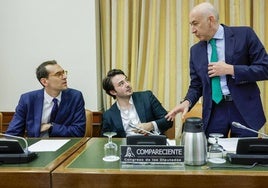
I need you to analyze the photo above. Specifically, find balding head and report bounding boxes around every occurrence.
[189,2,219,41]
[191,2,219,22]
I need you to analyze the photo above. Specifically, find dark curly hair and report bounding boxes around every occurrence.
[102,69,126,99]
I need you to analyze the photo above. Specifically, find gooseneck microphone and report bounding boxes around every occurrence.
[0,133,29,152]
[232,122,268,138]
[0,133,38,164]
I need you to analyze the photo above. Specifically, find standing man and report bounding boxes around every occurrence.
[166,2,268,137]
[102,69,172,137]
[6,60,86,137]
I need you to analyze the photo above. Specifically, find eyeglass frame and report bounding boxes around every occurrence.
[49,70,68,78]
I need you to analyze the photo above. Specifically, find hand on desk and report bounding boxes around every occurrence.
[133,122,153,135]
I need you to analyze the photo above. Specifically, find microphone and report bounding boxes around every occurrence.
[0,133,37,164]
[0,133,29,153]
[232,122,268,138]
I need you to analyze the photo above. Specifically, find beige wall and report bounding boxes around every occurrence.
[0,0,101,111]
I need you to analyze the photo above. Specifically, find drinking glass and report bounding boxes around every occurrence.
[208,133,226,163]
[102,132,120,162]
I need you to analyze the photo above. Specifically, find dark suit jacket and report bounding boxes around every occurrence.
[6,88,86,137]
[101,91,173,137]
[185,25,268,131]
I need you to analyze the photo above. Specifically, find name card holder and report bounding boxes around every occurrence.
[120,145,184,166]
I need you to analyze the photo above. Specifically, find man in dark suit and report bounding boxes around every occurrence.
[6,60,86,137]
[166,2,268,137]
[102,69,172,137]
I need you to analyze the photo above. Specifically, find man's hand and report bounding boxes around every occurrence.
[208,61,234,77]
[133,122,153,135]
[165,100,190,121]
[40,123,52,132]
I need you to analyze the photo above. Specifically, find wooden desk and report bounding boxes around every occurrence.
[52,138,268,188]
[0,137,88,188]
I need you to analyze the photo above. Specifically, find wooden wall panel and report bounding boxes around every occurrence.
[1,111,103,137]
[1,111,176,138]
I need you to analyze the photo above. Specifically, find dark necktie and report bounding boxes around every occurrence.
[209,38,222,104]
[50,98,58,123]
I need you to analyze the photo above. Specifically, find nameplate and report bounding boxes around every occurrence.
[120,145,184,164]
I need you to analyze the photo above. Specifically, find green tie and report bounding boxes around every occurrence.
[209,38,222,104]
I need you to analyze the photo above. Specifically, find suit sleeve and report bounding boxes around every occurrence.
[184,47,204,108]
[101,112,112,136]
[234,28,268,83]
[147,91,173,133]
[6,95,27,137]
[101,109,126,138]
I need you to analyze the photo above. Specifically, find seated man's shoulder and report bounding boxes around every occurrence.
[102,106,116,119]
[63,88,83,95]
[133,90,152,96]
[133,91,155,100]
[21,89,43,98]
[105,103,118,112]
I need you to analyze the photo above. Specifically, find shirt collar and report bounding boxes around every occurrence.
[213,25,224,40]
[44,90,62,104]
[116,96,133,110]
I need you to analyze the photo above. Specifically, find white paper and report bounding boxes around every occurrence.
[28,139,70,152]
[217,137,239,153]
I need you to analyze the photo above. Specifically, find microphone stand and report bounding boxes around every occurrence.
[0,133,29,153]
[232,122,268,138]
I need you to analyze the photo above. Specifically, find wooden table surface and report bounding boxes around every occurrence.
[52,138,268,188]
[0,137,89,188]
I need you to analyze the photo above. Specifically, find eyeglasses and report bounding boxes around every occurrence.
[50,70,68,78]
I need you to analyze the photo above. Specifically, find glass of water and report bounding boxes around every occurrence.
[208,133,226,164]
[102,132,120,162]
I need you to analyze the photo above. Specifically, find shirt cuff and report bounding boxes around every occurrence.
[152,121,160,135]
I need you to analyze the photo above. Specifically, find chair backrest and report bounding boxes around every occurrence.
[0,112,2,133]
[183,102,202,121]
[84,109,93,137]
[179,102,203,135]
[164,121,175,139]
[165,103,203,139]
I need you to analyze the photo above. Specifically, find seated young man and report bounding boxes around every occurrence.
[102,69,172,137]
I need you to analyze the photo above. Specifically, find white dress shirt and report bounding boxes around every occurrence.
[117,97,159,136]
[41,91,62,124]
[207,25,230,95]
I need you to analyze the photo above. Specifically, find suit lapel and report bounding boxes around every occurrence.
[223,25,235,65]
[56,90,68,122]
[110,104,125,131]
[132,93,146,122]
[198,41,211,85]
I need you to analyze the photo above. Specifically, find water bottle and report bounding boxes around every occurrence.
[181,117,207,166]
